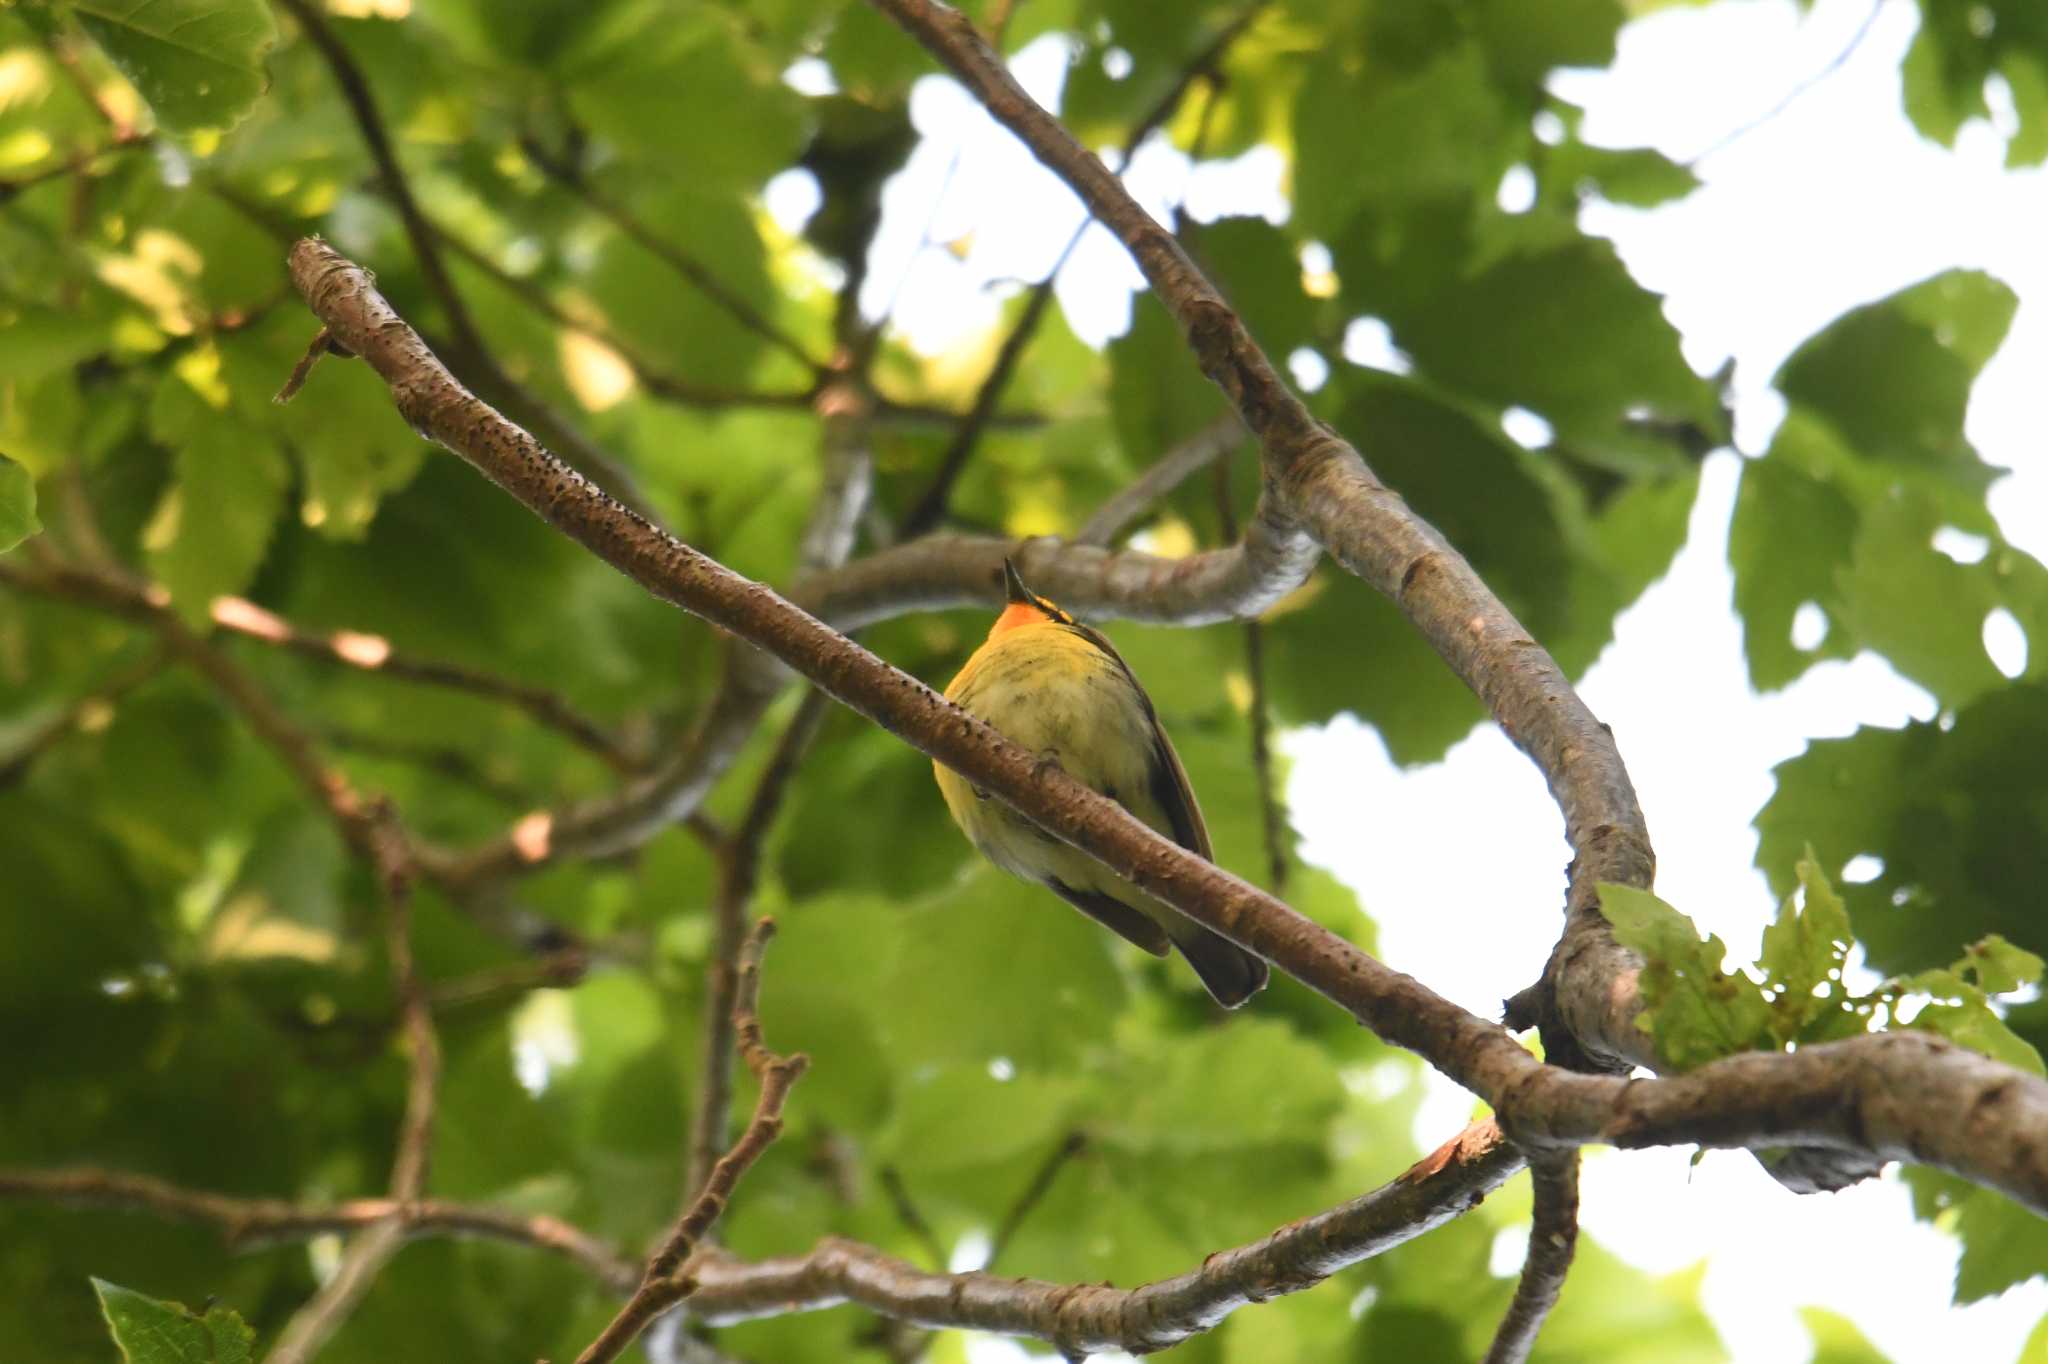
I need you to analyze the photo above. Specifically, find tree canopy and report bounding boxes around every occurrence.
[2,1,2045,1362]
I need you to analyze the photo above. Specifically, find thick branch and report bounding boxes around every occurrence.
[866,0,1657,1080]
[285,239,2048,1216]
[1481,1151,1580,1364]
[898,4,1261,536]
[688,1120,1520,1354]
[276,0,652,514]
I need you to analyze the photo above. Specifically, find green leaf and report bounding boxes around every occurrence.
[1801,1305,1896,1364]
[93,1279,255,1364]
[1756,853,1859,1041]
[0,454,39,553]
[1893,939,2044,1077]
[73,0,277,133]
[1756,684,2048,976]
[1727,419,1865,691]
[1294,43,1512,235]
[143,374,288,626]
[877,1066,1081,1172]
[1956,935,2046,995]
[1775,270,2012,481]
[1598,883,1773,1070]
[1904,1170,2048,1304]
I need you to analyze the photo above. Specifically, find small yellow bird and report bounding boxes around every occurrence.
[933,560,1269,1008]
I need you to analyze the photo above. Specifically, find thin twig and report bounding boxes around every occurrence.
[430,222,820,415]
[262,806,434,1364]
[687,353,872,1197]
[0,646,165,789]
[0,140,145,202]
[522,137,823,375]
[261,1218,407,1364]
[319,726,535,809]
[1690,0,1886,164]
[287,239,2048,1216]
[576,920,809,1364]
[1480,1150,1581,1364]
[686,688,832,1193]
[1076,411,1245,546]
[984,1131,1085,1272]
[204,594,642,774]
[1213,461,1288,890]
[877,1167,950,1270]
[275,0,654,514]
[897,2,1264,536]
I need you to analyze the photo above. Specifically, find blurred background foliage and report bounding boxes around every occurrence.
[1,0,2044,1360]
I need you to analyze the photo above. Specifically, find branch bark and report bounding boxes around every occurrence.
[686,1120,1521,1354]
[283,237,2048,1220]
[275,0,654,515]
[575,920,809,1364]
[863,0,1660,1082]
[897,2,1263,537]
[1481,1151,1580,1364]
[0,1167,637,1291]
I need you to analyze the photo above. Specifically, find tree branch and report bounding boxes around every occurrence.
[1213,459,1288,891]
[0,644,165,789]
[1481,1151,1580,1364]
[865,0,1660,1084]
[898,3,1262,536]
[522,137,823,376]
[1075,411,1245,547]
[689,360,873,1198]
[984,1131,1085,1272]
[876,1166,950,1271]
[205,594,643,775]
[687,1119,1521,1354]
[576,920,809,1364]
[284,238,2048,1216]
[275,0,654,515]
[0,1167,636,1293]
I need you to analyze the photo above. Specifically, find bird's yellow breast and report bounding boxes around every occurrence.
[934,620,1158,871]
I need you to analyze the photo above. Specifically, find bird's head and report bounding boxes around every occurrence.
[988,558,1076,638]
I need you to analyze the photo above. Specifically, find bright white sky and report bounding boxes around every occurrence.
[772,1,2048,1359]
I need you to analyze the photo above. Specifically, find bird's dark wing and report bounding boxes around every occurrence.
[1059,622,1214,859]
[1044,877,1172,956]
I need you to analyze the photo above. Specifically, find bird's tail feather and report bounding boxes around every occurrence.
[1168,922,1269,1009]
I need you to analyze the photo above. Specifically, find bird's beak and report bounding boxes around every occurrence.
[1002,558,1034,605]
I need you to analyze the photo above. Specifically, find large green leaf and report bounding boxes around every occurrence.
[0,454,38,553]
[73,0,277,133]
[1756,684,2048,974]
[93,1279,255,1364]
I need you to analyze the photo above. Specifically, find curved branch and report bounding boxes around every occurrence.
[284,239,2048,1216]
[205,594,642,774]
[866,0,1657,1078]
[687,1120,1520,1353]
[1076,411,1245,547]
[1481,1151,1580,1364]
[276,0,653,514]
[0,1167,637,1292]
[898,3,1264,536]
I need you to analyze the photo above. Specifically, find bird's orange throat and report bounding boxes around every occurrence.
[988,602,1053,639]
